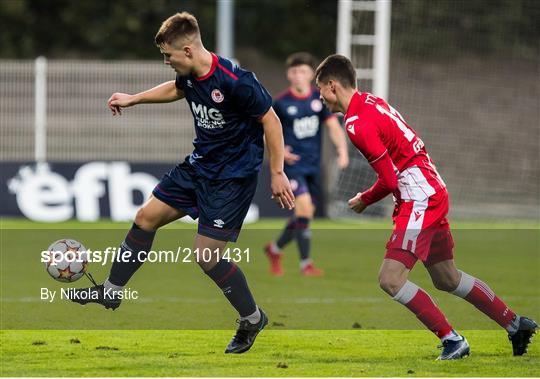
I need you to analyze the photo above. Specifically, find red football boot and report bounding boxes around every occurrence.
[301,262,325,277]
[264,243,284,276]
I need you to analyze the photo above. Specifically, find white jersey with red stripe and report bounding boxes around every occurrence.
[344,91,446,202]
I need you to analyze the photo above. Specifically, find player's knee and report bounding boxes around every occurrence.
[295,195,314,218]
[134,207,158,231]
[378,272,403,297]
[432,276,459,292]
[295,209,313,219]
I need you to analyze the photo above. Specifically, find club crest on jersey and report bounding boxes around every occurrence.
[186,79,193,88]
[310,99,323,112]
[211,89,224,103]
[287,105,298,115]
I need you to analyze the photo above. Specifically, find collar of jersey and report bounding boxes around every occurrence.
[194,52,218,81]
[288,86,313,100]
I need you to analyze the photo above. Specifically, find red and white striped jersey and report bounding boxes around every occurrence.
[344,92,446,203]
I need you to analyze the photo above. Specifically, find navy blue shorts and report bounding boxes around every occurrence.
[288,172,322,206]
[152,160,257,242]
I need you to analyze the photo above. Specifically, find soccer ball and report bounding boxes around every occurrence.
[44,239,88,283]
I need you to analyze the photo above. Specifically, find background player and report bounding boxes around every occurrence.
[71,12,295,354]
[315,54,537,360]
[264,52,349,276]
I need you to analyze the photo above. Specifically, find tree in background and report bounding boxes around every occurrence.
[0,0,537,60]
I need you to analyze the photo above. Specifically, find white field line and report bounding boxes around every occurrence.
[1,296,385,304]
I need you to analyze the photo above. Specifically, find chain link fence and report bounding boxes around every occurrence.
[1,59,194,163]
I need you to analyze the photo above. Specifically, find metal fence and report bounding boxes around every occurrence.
[0,59,195,163]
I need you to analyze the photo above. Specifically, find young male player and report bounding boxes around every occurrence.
[71,12,295,354]
[264,52,349,276]
[315,54,537,360]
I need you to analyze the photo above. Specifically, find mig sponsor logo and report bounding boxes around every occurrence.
[191,101,225,129]
[293,115,319,139]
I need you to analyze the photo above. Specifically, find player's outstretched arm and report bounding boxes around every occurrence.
[325,116,349,169]
[261,107,295,210]
[107,80,184,116]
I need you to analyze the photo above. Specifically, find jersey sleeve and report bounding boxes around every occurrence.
[347,119,397,205]
[272,98,284,120]
[359,152,398,205]
[347,119,387,163]
[232,72,273,118]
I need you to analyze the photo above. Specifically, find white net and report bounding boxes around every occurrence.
[328,1,539,220]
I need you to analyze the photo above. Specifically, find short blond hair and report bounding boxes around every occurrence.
[155,12,200,46]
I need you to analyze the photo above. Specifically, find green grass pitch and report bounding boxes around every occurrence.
[1,218,539,376]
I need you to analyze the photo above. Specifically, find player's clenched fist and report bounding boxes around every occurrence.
[107,92,136,116]
[348,192,367,214]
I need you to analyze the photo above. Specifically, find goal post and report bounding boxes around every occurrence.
[330,0,392,219]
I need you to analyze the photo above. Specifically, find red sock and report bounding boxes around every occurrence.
[452,271,515,329]
[394,281,453,338]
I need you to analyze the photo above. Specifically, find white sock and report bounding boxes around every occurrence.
[451,270,475,298]
[241,306,261,324]
[392,280,419,305]
[104,279,123,294]
[269,242,280,255]
[441,329,463,342]
[300,259,312,270]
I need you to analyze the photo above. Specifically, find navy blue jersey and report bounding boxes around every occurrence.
[175,53,272,179]
[273,88,334,175]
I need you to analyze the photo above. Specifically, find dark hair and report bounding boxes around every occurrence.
[155,12,200,46]
[315,54,356,89]
[286,52,317,70]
